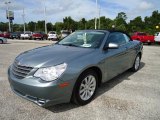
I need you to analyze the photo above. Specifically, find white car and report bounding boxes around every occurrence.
[0,37,7,44]
[61,31,70,39]
[20,31,32,40]
[154,32,160,43]
[48,31,57,40]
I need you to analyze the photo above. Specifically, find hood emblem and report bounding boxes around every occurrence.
[17,61,21,66]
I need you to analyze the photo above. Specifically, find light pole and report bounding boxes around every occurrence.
[95,0,98,29]
[22,8,25,34]
[98,6,101,29]
[43,0,47,34]
[5,1,11,32]
[44,6,47,34]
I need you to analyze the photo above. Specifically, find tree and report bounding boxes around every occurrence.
[0,22,8,31]
[63,16,76,30]
[116,12,127,21]
[114,12,127,31]
[28,21,36,31]
[0,10,160,35]
[47,22,53,31]
[37,21,45,31]
[128,16,144,32]
[54,22,63,34]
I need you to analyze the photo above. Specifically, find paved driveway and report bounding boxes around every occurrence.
[0,40,160,120]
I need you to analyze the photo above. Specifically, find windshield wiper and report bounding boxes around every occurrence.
[60,43,79,47]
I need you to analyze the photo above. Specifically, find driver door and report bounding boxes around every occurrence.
[103,32,128,82]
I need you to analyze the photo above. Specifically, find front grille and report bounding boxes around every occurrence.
[12,61,33,79]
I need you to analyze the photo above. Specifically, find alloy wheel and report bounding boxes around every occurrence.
[79,75,96,101]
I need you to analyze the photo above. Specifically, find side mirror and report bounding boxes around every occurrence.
[103,43,119,50]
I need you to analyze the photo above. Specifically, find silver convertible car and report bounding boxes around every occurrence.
[8,30,143,107]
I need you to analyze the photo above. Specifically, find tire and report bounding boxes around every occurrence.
[72,70,98,105]
[148,42,151,45]
[131,54,141,72]
[0,40,3,44]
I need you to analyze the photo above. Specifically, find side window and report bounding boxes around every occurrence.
[107,32,127,46]
[123,33,130,43]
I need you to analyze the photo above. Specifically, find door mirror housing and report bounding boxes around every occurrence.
[103,43,119,50]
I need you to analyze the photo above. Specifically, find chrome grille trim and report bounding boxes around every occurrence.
[12,61,33,79]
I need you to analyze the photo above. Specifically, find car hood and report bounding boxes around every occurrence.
[15,44,95,68]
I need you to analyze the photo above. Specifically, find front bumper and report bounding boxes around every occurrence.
[8,67,74,107]
[48,36,57,39]
[32,36,42,39]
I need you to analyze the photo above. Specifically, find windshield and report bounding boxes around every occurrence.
[62,32,70,35]
[25,31,32,34]
[49,32,56,34]
[58,31,106,48]
[155,33,159,36]
[33,32,41,34]
[137,33,147,36]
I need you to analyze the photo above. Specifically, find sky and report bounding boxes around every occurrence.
[0,0,159,24]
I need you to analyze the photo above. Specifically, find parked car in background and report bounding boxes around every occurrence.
[48,31,57,40]
[10,32,22,39]
[131,32,155,45]
[20,31,32,40]
[8,30,143,107]
[3,32,10,38]
[61,30,71,39]
[0,37,7,44]
[154,32,160,43]
[32,32,48,40]
[0,31,4,37]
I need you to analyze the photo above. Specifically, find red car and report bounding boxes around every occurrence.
[3,32,10,38]
[131,32,155,45]
[0,31,4,37]
[32,32,48,40]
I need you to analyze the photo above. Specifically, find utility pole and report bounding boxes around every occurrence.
[95,0,98,29]
[44,6,47,34]
[43,0,47,34]
[5,1,11,32]
[22,8,25,34]
[98,6,101,29]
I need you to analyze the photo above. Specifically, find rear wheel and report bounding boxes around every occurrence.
[131,54,141,72]
[72,70,98,105]
[0,40,3,44]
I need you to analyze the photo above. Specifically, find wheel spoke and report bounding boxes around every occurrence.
[87,90,91,98]
[88,87,95,91]
[81,90,86,98]
[80,83,85,88]
[80,88,85,94]
[85,90,89,100]
[84,78,88,84]
[135,56,140,70]
[79,75,96,101]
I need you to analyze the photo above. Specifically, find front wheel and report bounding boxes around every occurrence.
[131,54,141,72]
[0,40,3,44]
[72,70,98,105]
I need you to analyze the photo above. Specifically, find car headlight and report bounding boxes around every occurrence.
[34,63,67,81]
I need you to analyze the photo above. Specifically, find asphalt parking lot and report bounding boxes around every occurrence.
[0,40,160,120]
